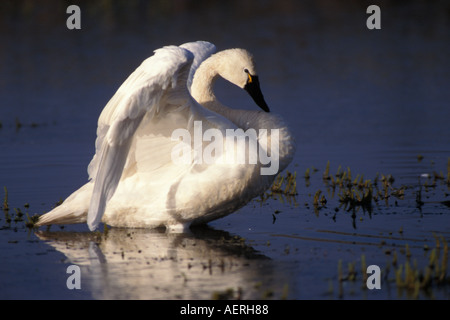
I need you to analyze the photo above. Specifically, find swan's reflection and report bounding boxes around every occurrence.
[36,227,288,299]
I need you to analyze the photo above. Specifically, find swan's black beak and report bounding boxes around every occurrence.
[244,75,270,112]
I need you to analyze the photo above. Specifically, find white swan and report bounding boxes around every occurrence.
[36,41,295,232]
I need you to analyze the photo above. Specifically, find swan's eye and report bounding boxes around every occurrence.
[244,68,253,83]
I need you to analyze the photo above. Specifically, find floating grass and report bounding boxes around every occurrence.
[267,155,448,226]
[269,170,298,198]
[212,287,235,300]
[304,168,310,180]
[13,208,24,223]
[323,161,331,181]
[361,255,368,283]
[313,190,322,208]
[2,187,11,225]
[3,186,9,212]
[337,236,449,299]
[321,155,449,298]
[447,158,450,186]
[320,162,426,217]
[25,213,40,229]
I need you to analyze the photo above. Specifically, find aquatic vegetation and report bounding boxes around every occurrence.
[322,161,332,182]
[2,187,11,225]
[2,186,9,212]
[1,153,447,300]
[304,168,310,180]
[260,171,299,209]
[447,158,450,186]
[1,187,40,230]
[264,156,449,234]
[212,287,236,300]
[0,118,46,131]
[394,238,449,298]
[264,157,449,299]
[312,189,327,215]
[332,235,449,299]
[25,213,40,229]
[270,171,298,196]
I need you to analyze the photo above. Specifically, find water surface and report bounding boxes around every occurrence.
[1,1,449,300]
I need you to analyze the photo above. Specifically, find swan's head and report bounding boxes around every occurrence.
[216,49,270,112]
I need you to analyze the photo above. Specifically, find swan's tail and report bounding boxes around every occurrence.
[35,183,92,227]
[35,205,87,226]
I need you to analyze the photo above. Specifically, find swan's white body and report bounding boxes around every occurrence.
[36,41,295,231]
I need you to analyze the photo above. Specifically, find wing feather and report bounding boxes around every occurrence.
[180,41,217,91]
[87,46,194,230]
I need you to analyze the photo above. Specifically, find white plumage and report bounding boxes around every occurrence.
[36,41,295,232]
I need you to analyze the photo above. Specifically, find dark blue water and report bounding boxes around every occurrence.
[1,1,449,300]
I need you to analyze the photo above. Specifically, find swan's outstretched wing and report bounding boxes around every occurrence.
[87,46,194,231]
[180,41,217,91]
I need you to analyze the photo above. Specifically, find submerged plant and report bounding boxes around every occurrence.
[2,186,9,212]
[447,158,450,186]
[394,242,449,297]
[269,171,298,197]
[336,236,449,299]
[25,213,40,229]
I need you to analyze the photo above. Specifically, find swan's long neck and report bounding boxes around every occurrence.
[190,55,296,174]
[190,54,250,126]
[190,55,225,114]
